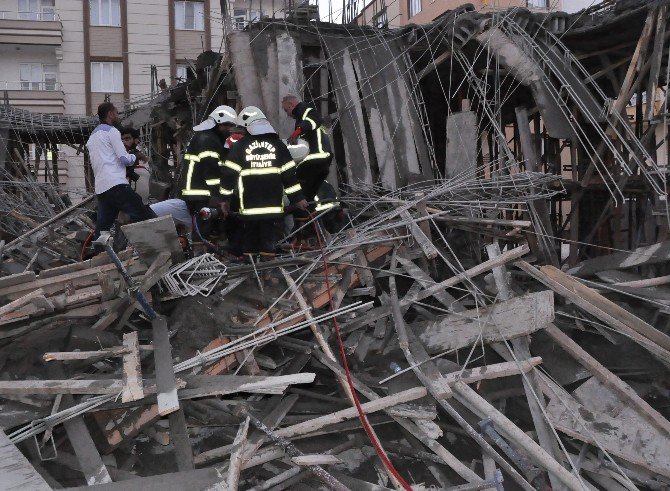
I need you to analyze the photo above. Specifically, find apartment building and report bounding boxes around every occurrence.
[0,0,227,191]
[354,0,564,28]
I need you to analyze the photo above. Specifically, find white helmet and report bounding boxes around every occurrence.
[285,138,310,163]
[210,105,237,125]
[237,106,267,128]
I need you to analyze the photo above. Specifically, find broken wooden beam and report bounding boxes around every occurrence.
[0,429,51,490]
[416,291,553,353]
[152,315,180,416]
[122,331,144,403]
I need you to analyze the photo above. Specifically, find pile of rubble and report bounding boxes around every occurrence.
[0,170,668,491]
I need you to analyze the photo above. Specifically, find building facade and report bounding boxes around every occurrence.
[0,0,228,191]
[0,0,225,115]
[355,0,564,28]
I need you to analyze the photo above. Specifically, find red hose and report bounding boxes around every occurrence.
[80,230,94,261]
[311,218,412,490]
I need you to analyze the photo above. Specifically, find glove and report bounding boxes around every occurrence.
[126,167,140,182]
[219,201,230,220]
[294,199,308,211]
[225,133,244,149]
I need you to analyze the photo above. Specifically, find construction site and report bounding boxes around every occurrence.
[2,0,670,489]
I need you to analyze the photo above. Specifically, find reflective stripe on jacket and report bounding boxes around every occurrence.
[220,132,305,219]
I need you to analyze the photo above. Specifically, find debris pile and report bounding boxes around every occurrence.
[1,0,670,489]
[0,167,668,490]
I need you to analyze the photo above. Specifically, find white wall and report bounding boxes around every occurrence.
[0,44,59,88]
[210,0,224,54]
[561,0,598,13]
[127,0,171,99]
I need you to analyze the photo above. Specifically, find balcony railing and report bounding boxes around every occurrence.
[1,81,63,91]
[0,11,59,21]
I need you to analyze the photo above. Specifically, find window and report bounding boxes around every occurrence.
[18,0,55,20]
[90,0,121,27]
[372,8,388,28]
[175,1,204,31]
[175,64,192,81]
[232,8,247,30]
[91,62,123,92]
[19,63,58,90]
[527,0,548,7]
[408,0,421,18]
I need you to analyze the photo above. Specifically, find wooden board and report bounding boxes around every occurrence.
[416,290,554,353]
[567,240,670,277]
[546,377,670,478]
[121,216,183,268]
[152,315,180,416]
[0,429,50,491]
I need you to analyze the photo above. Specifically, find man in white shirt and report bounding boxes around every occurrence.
[86,102,155,244]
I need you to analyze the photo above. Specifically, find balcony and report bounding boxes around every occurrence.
[0,81,64,113]
[0,11,62,46]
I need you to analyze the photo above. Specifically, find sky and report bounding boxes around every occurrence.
[318,0,604,23]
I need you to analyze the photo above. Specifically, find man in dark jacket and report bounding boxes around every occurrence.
[282,95,332,204]
[220,106,307,256]
[178,105,237,215]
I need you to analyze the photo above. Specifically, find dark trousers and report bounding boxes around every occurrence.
[229,219,277,256]
[296,157,331,203]
[94,184,156,241]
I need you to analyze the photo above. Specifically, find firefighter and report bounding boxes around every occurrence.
[220,106,308,256]
[282,95,332,204]
[178,105,237,216]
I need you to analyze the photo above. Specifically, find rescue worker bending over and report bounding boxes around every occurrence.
[220,106,308,255]
[282,95,332,203]
[178,105,237,215]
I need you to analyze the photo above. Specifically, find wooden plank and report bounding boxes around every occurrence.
[416,290,554,353]
[397,256,462,311]
[401,244,530,308]
[486,243,564,491]
[545,377,670,478]
[440,358,543,386]
[273,387,427,439]
[121,216,183,267]
[195,394,299,466]
[0,271,36,289]
[518,262,670,362]
[122,331,144,403]
[66,468,223,491]
[387,263,529,488]
[401,210,438,260]
[0,428,51,491]
[61,394,113,485]
[179,373,316,399]
[152,315,179,416]
[226,417,249,490]
[567,240,670,277]
[452,381,585,491]
[292,454,342,466]
[44,346,129,362]
[0,288,46,317]
[0,260,143,300]
[168,408,193,471]
[545,323,670,437]
[0,379,124,395]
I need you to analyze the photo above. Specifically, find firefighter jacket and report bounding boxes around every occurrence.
[179,129,225,202]
[291,102,332,165]
[220,132,304,219]
[314,180,341,212]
